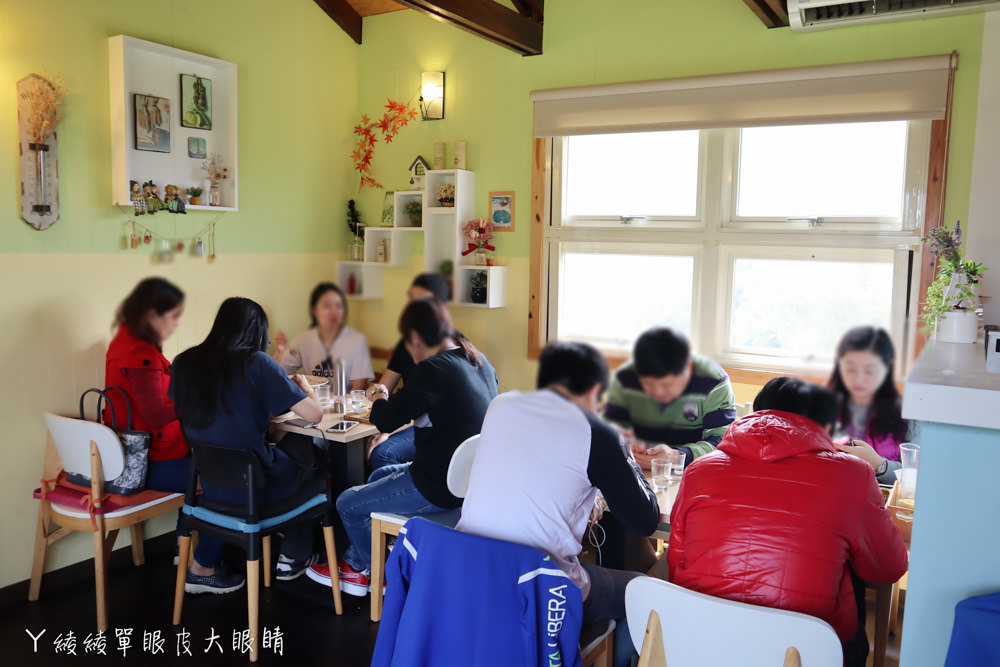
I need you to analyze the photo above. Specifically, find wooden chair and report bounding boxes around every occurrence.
[580,618,616,667]
[885,480,913,635]
[370,433,480,621]
[30,413,184,631]
[172,438,341,663]
[625,576,842,667]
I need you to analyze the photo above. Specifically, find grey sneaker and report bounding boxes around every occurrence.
[276,553,321,581]
[185,568,245,595]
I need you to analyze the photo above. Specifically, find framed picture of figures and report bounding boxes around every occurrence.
[134,94,170,152]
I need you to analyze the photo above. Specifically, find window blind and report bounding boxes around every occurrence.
[530,54,956,137]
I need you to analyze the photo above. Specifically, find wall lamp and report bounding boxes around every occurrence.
[420,71,445,121]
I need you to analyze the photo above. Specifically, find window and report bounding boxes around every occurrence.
[540,121,928,374]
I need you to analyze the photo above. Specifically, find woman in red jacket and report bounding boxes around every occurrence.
[666,377,907,663]
[105,278,241,594]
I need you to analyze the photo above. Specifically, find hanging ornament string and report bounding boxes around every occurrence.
[117,206,223,254]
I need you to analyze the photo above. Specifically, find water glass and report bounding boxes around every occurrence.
[667,448,686,481]
[315,384,331,405]
[899,442,919,501]
[651,458,670,492]
[350,389,369,412]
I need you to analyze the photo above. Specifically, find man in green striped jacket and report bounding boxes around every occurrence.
[605,327,736,467]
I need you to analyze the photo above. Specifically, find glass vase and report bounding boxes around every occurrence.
[209,184,221,206]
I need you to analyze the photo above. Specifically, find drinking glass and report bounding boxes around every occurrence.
[350,389,369,412]
[315,384,331,405]
[667,448,686,481]
[899,442,919,501]
[651,459,670,492]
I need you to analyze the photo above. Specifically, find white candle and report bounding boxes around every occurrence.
[433,142,445,169]
[454,141,467,169]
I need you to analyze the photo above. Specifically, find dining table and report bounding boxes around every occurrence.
[270,406,379,487]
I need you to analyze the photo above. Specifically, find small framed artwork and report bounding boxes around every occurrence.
[187,137,207,159]
[489,191,515,231]
[134,94,170,152]
[180,74,212,130]
[381,191,395,226]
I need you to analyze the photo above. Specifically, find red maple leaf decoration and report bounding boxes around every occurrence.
[352,98,419,190]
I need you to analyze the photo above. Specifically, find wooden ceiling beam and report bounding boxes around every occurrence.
[510,0,544,22]
[394,0,543,56]
[314,0,363,44]
[742,0,790,28]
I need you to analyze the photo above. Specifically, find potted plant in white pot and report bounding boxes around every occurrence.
[921,220,988,343]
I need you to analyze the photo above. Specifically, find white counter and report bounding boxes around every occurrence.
[902,338,1000,430]
[898,337,1000,667]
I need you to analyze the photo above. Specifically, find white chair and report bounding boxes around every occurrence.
[625,576,843,667]
[735,401,754,418]
[370,433,481,621]
[30,413,184,631]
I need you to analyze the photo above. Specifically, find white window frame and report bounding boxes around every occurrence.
[541,122,930,376]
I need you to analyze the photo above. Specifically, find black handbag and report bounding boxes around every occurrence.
[68,387,151,495]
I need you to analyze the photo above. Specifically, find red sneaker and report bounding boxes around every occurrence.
[306,562,334,588]
[336,560,371,596]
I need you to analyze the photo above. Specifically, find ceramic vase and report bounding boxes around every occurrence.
[936,310,978,344]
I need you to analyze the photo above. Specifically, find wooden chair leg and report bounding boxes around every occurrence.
[104,529,119,569]
[247,560,259,663]
[323,525,343,615]
[783,647,802,667]
[28,501,48,601]
[872,582,891,667]
[172,535,192,625]
[637,609,666,667]
[262,536,272,588]
[93,516,109,633]
[889,580,901,634]
[129,523,145,566]
[370,518,387,622]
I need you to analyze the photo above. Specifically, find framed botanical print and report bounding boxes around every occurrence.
[134,94,170,152]
[489,191,514,231]
[180,74,212,130]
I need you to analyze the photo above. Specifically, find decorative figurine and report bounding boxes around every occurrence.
[143,180,164,214]
[130,180,146,215]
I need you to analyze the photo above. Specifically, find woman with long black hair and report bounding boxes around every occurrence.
[827,325,912,484]
[170,297,326,585]
[307,297,498,595]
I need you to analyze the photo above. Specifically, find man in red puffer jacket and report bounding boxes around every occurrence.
[667,377,907,661]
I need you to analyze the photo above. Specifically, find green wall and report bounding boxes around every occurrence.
[0,0,359,254]
[351,0,984,260]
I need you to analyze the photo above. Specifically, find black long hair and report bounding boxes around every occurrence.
[114,277,184,348]
[398,298,481,367]
[826,326,907,442]
[172,297,270,428]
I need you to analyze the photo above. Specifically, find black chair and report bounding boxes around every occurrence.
[171,438,341,663]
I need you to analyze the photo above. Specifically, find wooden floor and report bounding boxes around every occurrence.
[1,536,378,666]
[1,535,903,666]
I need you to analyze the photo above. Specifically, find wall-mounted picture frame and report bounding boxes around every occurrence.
[489,191,514,231]
[180,74,212,130]
[134,94,170,152]
[381,191,395,226]
[187,137,207,159]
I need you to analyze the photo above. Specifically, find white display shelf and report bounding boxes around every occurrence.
[337,169,506,308]
[337,262,384,300]
[455,265,508,308]
[109,35,238,210]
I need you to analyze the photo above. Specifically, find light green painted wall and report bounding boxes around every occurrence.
[0,0,359,254]
[348,0,986,395]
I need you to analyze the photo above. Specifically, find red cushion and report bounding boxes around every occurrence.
[33,484,176,513]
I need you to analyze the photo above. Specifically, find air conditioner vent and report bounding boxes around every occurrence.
[789,0,1000,31]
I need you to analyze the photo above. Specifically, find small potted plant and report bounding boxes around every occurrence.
[186,186,204,205]
[436,183,455,207]
[470,271,488,304]
[403,200,422,226]
[921,220,988,343]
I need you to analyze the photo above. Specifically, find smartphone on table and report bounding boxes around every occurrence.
[327,420,358,433]
[285,418,319,428]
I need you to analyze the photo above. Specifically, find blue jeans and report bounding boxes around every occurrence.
[369,427,416,471]
[146,457,223,568]
[336,462,449,572]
